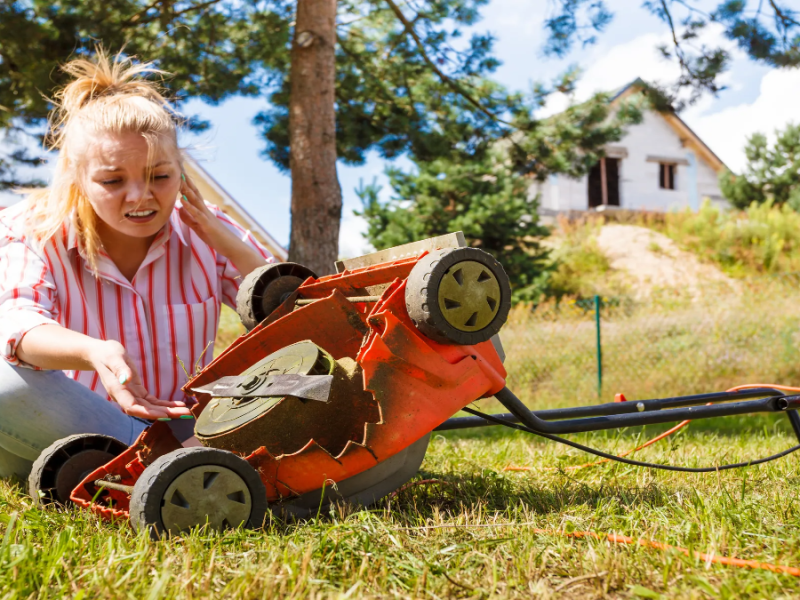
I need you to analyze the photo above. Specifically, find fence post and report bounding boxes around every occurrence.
[594,294,603,397]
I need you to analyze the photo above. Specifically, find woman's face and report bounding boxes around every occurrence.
[82,130,181,244]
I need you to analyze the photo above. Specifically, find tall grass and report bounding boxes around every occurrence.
[501,274,800,410]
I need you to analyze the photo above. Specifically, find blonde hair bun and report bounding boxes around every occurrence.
[49,48,179,151]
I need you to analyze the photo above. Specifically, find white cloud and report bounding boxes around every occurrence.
[682,68,800,172]
[338,210,374,260]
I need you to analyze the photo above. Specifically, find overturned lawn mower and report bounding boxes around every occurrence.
[29,233,800,538]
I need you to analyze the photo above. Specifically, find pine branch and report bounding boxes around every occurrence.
[382,0,512,127]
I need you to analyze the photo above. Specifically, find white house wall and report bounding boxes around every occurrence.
[536,108,724,213]
[621,111,691,211]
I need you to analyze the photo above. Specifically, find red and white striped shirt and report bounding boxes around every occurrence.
[0,200,275,402]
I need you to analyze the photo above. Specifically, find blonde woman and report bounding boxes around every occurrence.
[0,51,274,478]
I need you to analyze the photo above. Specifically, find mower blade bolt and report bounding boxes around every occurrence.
[240,375,262,391]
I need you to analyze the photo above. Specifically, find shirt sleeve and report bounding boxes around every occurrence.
[0,234,60,368]
[206,203,277,309]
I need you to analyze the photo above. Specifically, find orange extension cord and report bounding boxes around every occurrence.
[538,528,800,577]
[499,383,800,576]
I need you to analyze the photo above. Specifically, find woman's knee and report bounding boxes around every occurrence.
[0,359,146,453]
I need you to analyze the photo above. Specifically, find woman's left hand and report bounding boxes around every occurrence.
[177,173,239,253]
[177,172,270,277]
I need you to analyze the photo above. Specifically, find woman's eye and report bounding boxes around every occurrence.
[153,174,170,181]
[101,179,121,185]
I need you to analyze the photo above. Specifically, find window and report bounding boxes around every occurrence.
[659,163,676,190]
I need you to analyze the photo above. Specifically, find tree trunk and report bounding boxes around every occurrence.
[288,0,341,276]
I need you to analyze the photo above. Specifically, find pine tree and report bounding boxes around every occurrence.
[720,123,800,210]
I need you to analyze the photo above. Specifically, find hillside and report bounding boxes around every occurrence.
[594,224,735,298]
[545,202,800,299]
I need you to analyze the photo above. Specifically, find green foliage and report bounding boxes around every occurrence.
[547,0,800,107]
[0,0,529,184]
[2,0,798,188]
[661,199,800,275]
[356,149,552,303]
[260,0,524,171]
[542,219,625,300]
[719,123,800,210]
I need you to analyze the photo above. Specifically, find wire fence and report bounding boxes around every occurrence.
[499,273,800,409]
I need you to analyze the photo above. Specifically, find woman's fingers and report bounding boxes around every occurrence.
[183,172,202,197]
[178,202,199,226]
[114,389,171,419]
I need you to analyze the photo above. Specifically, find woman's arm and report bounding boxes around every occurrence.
[17,325,191,420]
[178,174,270,277]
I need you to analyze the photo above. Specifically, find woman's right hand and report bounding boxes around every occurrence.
[87,340,192,420]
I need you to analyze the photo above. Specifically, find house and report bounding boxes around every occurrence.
[536,79,727,215]
[0,155,287,261]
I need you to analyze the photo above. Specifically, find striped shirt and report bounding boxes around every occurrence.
[0,200,274,402]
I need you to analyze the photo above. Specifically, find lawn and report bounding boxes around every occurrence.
[4,290,800,598]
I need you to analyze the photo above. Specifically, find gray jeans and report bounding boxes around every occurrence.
[0,359,148,479]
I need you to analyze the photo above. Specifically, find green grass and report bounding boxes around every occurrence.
[5,292,800,598]
[3,423,800,598]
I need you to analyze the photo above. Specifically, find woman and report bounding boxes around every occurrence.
[0,51,274,478]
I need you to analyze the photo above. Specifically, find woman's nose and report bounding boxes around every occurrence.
[125,180,154,203]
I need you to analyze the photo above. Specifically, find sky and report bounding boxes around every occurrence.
[3,0,798,258]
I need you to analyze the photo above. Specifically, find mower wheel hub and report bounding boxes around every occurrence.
[160,465,253,533]
[438,260,502,332]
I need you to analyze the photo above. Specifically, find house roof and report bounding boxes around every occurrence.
[610,78,728,173]
[182,156,288,261]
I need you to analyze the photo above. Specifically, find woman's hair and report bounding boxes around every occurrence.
[25,48,181,271]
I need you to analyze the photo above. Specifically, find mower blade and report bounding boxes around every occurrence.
[191,374,334,402]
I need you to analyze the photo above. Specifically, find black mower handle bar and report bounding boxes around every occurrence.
[437,387,800,435]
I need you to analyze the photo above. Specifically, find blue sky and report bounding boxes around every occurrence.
[4,0,798,257]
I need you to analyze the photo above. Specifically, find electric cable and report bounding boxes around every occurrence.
[463,407,800,472]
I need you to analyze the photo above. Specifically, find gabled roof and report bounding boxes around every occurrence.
[610,78,727,173]
[183,156,288,261]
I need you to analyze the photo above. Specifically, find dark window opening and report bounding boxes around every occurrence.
[659,163,676,190]
[588,157,620,208]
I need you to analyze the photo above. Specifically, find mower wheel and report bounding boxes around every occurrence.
[236,262,317,331]
[29,433,128,506]
[129,447,268,539]
[405,247,511,345]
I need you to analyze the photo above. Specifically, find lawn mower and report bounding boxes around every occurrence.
[28,232,800,537]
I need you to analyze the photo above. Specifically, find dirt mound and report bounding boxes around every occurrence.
[595,224,735,297]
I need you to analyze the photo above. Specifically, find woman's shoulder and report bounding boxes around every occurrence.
[0,200,33,240]
[0,200,65,258]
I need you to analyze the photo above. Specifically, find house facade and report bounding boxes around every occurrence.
[536,80,727,214]
[0,155,288,261]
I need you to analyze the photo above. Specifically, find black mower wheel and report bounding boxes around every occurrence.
[405,247,511,345]
[29,433,128,506]
[129,447,268,539]
[236,262,317,331]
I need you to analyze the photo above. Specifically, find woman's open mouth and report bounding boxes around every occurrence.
[125,209,158,224]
